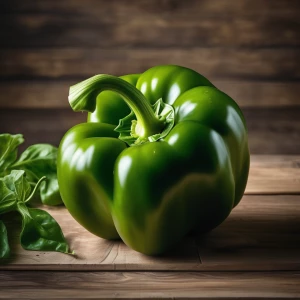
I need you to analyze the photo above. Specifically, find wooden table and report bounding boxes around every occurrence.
[0,155,299,299]
[1,0,300,297]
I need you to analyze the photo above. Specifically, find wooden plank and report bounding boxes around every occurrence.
[1,48,299,80]
[216,81,300,107]
[0,109,85,151]
[1,80,300,109]
[0,206,201,271]
[0,271,300,299]
[3,0,300,17]
[247,156,300,194]
[1,195,299,271]
[243,107,300,154]
[1,107,299,154]
[3,0,300,16]
[1,2,299,48]
[197,195,300,271]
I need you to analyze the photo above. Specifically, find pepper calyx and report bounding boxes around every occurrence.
[115,98,175,146]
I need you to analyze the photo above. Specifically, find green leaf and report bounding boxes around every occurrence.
[17,202,71,254]
[0,180,16,215]
[0,134,24,173]
[0,170,30,214]
[10,144,62,206]
[2,170,31,202]
[11,144,57,177]
[0,220,10,258]
[40,174,62,206]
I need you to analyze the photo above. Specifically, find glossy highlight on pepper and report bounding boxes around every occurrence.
[57,65,250,255]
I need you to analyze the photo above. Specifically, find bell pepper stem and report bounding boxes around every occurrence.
[68,75,165,139]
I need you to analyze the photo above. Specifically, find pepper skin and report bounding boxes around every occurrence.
[57,65,249,255]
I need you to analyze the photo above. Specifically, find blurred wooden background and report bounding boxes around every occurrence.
[0,0,299,153]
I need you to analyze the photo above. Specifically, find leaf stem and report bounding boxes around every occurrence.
[24,176,46,203]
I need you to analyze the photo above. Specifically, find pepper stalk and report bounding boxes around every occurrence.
[68,75,174,146]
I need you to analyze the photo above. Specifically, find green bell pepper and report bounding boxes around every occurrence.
[57,65,249,255]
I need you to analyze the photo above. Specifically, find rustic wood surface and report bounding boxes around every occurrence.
[0,155,300,298]
[1,271,300,299]
[0,155,299,272]
[247,155,300,194]
[1,48,299,80]
[1,0,300,48]
[1,0,299,156]
[1,0,300,298]
[1,80,300,109]
[1,193,300,271]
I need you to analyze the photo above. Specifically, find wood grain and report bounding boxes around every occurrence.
[0,271,300,299]
[1,194,299,271]
[0,109,85,151]
[1,80,299,109]
[3,0,300,17]
[197,195,300,271]
[1,107,299,154]
[0,2,299,298]
[1,48,299,80]
[3,0,300,16]
[247,156,300,194]
[0,207,201,271]
[243,107,300,154]
[1,1,299,48]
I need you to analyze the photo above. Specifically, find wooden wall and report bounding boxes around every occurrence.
[0,0,299,153]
